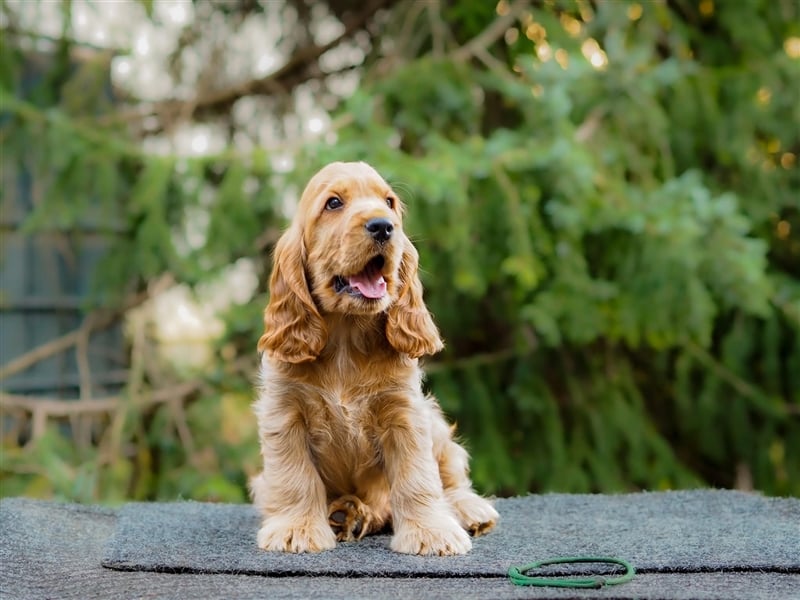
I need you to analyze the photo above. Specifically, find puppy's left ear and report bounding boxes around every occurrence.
[386,236,444,358]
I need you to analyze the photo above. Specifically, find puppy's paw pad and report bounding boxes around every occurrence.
[452,495,499,537]
[327,495,370,541]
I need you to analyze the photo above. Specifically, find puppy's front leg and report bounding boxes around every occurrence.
[377,396,472,555]
[251,400,336,553]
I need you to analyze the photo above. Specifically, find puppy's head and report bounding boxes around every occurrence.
[258,161,443,363]
[301,161,403,316]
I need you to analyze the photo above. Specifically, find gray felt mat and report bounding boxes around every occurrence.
[101,490,800,577]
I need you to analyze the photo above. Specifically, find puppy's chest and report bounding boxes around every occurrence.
[310,352,397,417]
[279,352,416,457]
[303,385,381,479]
[312,382,378,439]
[304,361,392,449]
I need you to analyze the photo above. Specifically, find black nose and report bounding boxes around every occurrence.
[365,218,394,243]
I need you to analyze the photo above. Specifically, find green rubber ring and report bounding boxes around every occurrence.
[508,556,636,588]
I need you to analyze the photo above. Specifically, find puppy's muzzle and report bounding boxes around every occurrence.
[366,218,394,244]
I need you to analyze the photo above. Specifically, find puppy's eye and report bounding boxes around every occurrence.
[386,196,395,209]
[325,197,343,210]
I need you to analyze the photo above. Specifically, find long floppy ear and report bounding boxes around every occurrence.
[257,226,327,363]
[386,236,444,358]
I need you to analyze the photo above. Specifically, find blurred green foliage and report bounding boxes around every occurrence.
[1,0,798,501]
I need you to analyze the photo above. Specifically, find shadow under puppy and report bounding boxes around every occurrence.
[251,161,498,555]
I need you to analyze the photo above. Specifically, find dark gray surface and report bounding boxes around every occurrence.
[2,492,799,600]
[102,490,800,576]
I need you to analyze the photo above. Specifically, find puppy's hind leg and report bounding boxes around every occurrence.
[435,422,499,537]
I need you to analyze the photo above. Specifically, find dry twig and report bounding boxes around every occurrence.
[0,274,174,382]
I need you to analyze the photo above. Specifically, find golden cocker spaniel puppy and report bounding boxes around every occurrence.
[250,161,498,555]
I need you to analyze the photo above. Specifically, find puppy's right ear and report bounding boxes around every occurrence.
[257,226,327,363]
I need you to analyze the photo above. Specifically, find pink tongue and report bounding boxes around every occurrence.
[348,272,386,299]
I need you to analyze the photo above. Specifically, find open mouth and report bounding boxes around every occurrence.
[333,255,387,300]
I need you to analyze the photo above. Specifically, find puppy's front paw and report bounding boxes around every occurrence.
[391,514,472,555]
[257,515,337,553]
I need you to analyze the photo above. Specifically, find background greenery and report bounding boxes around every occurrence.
[1,0,798,503]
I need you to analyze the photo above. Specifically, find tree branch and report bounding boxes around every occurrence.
[683,341,795,417]
[0,379,202,442]
[451,0,531,64]
[106,0,392,128]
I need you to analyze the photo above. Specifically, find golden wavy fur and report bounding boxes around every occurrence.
[250,161,498,555]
